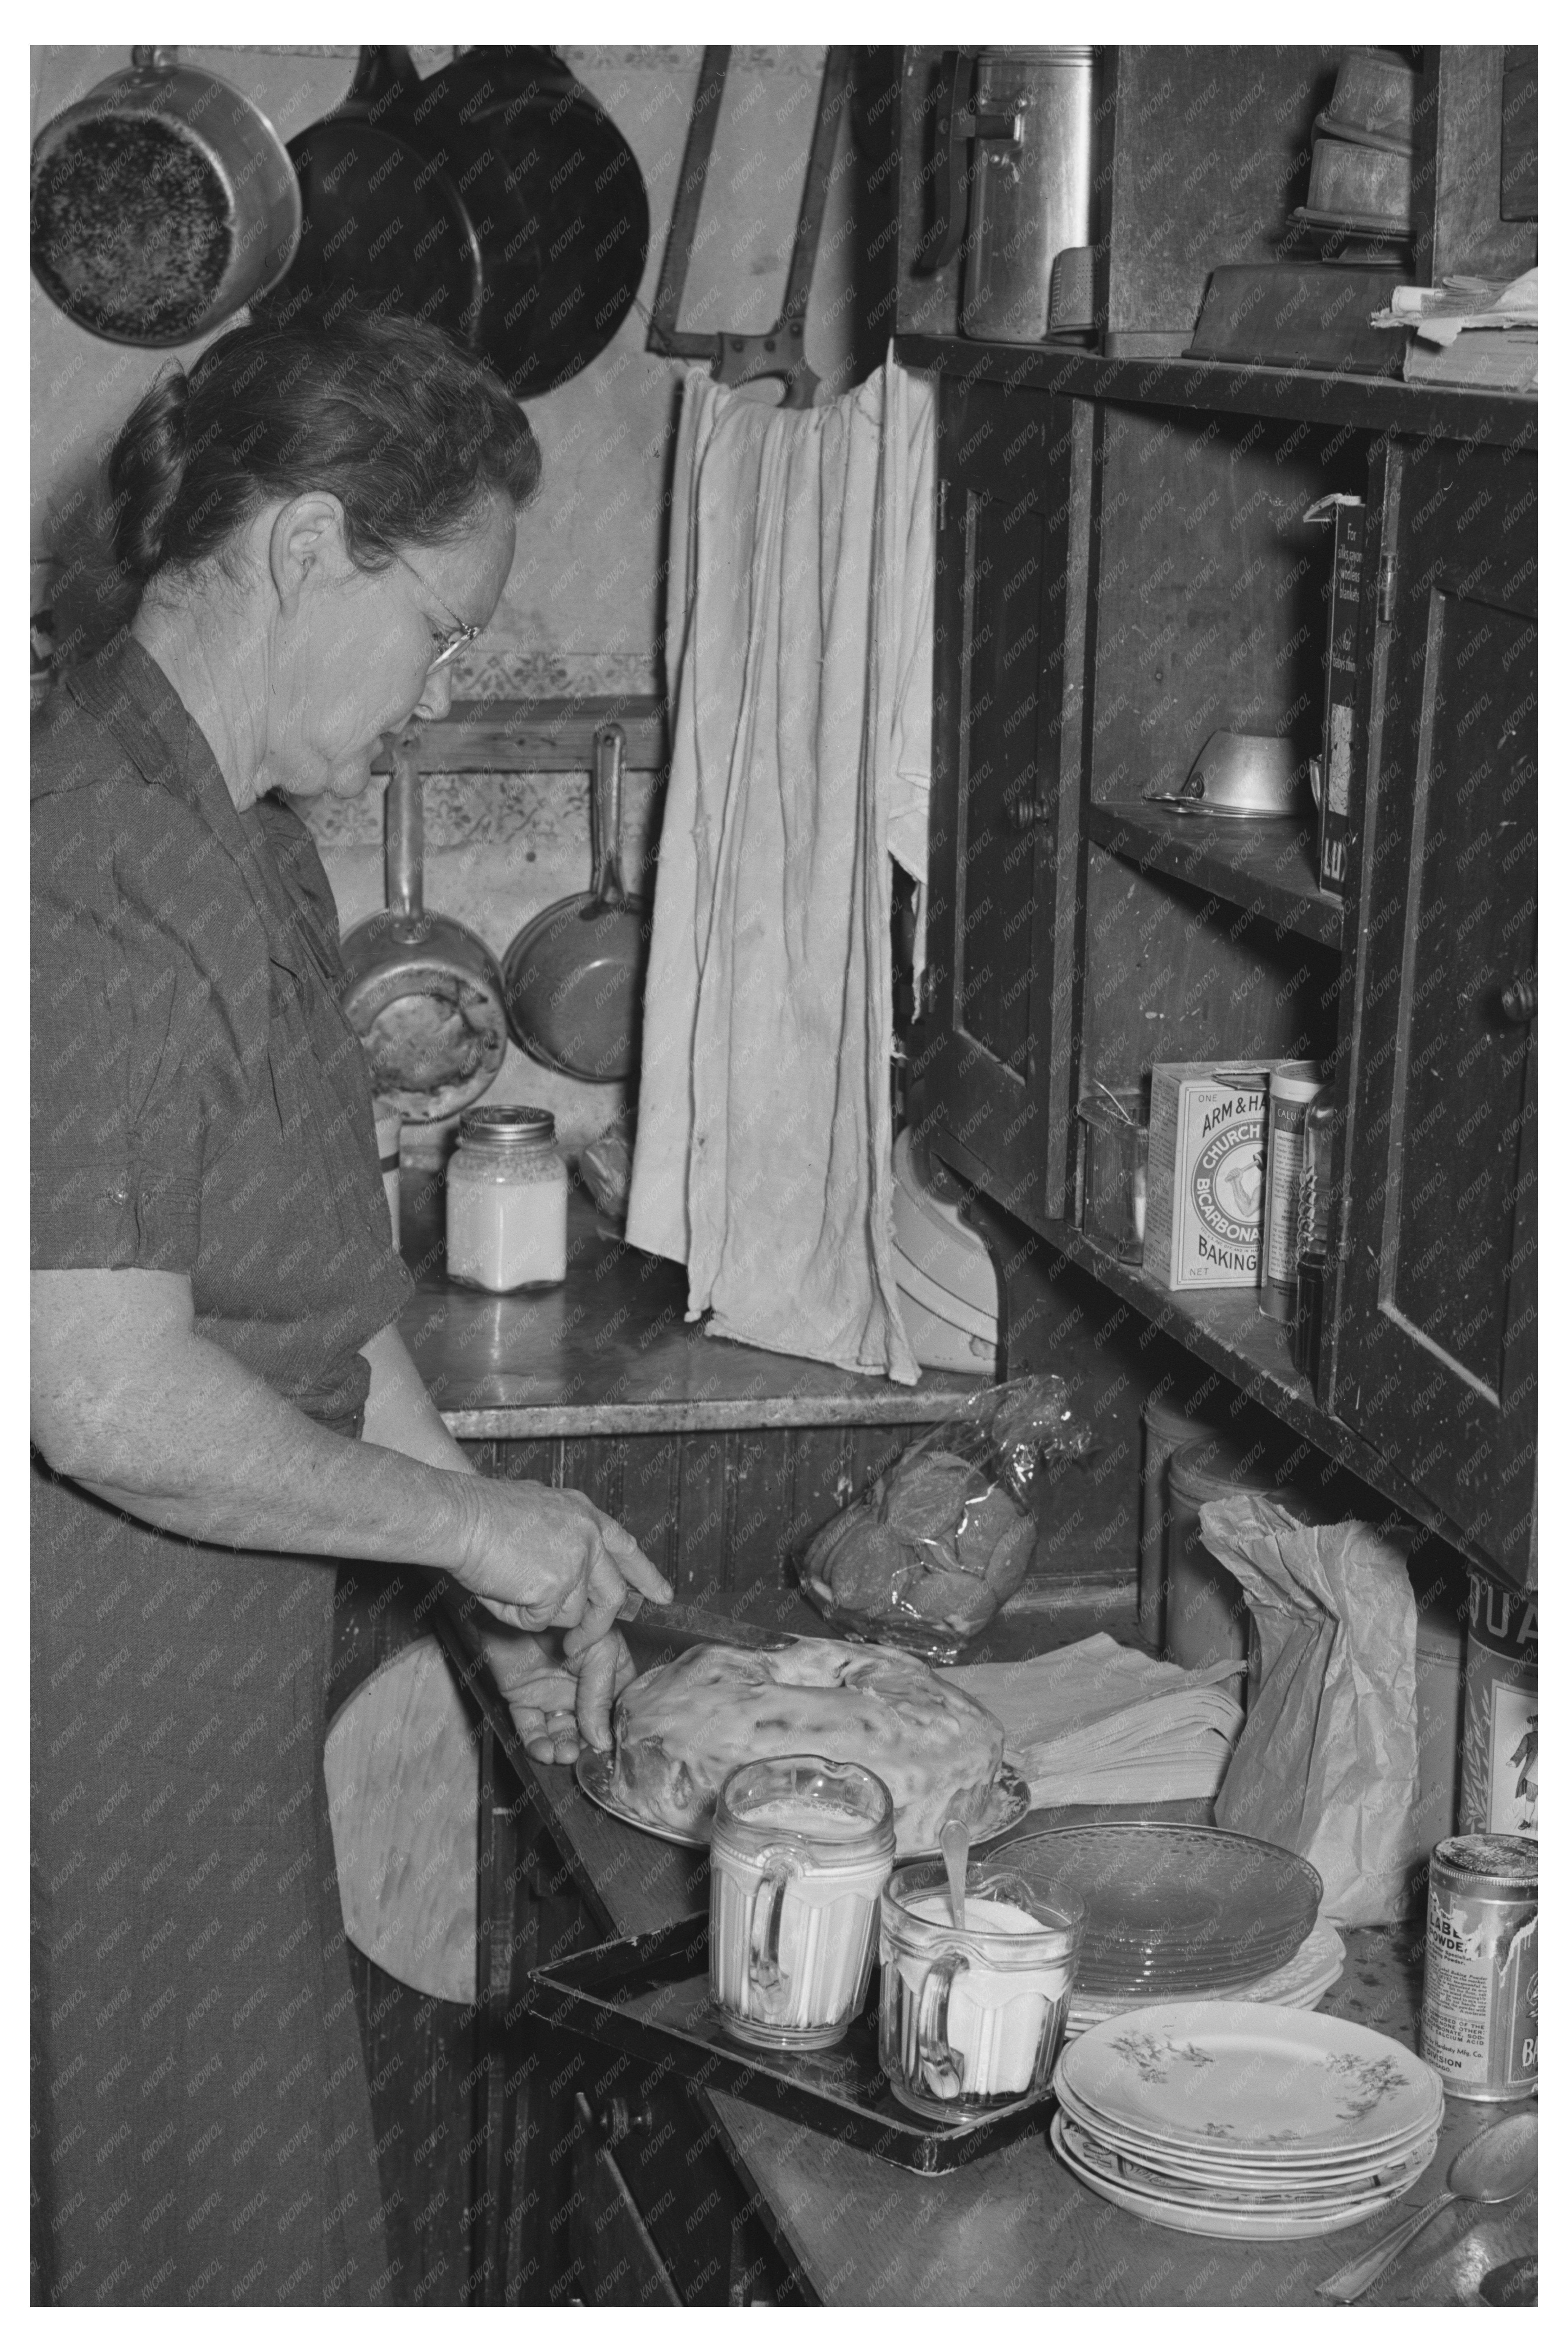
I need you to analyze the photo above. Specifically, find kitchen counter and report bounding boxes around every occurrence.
[398,1180,975,1439]
[430,1593,1537,2309]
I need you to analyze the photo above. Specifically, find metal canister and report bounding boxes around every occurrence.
[1419,1833,1538,2102]
[1460,1566,1538,1837]
[960,50,1096,344]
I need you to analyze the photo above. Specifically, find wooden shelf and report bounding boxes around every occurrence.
[1028,1217,1482,1561]
[895,333,1537,449]
[400,1185,972,1437]
[1086,804,1344,946]
[370,694,667,776]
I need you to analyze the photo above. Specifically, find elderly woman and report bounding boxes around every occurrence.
[30,310,670,2306]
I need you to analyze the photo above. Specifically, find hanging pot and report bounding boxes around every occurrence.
[31,46,301,348]
[260,48,482,348]
[501,724,647,1084]
[261,46,649,396]
[340,739,508,1120]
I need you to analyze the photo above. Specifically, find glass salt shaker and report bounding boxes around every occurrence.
[445,1104,568,1293]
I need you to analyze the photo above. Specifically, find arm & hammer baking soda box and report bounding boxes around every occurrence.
[1144,1063,1274,1289]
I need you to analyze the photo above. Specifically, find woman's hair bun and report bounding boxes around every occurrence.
[106,366,192,586]
[101,310,539,602]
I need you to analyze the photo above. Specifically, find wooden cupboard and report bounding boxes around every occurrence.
[904,343,1536,1589]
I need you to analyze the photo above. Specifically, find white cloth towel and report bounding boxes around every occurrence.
[944,1635,1246,1807]
[626,360,922,1382]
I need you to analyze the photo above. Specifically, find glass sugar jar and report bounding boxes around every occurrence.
[444,1104,568,1292]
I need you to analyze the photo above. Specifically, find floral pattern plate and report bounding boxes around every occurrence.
[1054,2080,1441,2187]
[1055,2113,1441,2211]
[1049,2113,1419,2242]
[1055,2001,1444,2161]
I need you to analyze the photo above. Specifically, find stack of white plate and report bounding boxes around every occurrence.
[1063,1921,1346,2042]
[1052,2002,1445,2241]
[892,1129,998,1374]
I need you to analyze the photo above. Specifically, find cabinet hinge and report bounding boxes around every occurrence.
[1377,551,1397,625]
[938,478,949,535]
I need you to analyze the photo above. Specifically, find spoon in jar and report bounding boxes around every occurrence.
[1316,2109,1537,2304]
[939,1816,969,1931]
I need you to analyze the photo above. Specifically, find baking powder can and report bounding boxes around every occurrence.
[1419,1833,1538,2102]
[1258,1064,1326,1319]
[1460,1566,1538,1837]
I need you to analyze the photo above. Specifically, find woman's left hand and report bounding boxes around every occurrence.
[481,1624,636,1764]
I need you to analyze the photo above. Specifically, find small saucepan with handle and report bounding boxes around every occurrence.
[340,736,508,1121]
[501,723,648,1085]
[31,46,301,347]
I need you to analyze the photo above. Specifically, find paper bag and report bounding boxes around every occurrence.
[1199,1498,1420,1924]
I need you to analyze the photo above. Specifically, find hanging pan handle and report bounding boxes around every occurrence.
[385,735,424,922]
[590,724,627,913]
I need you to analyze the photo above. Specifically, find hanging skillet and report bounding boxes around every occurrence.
[261,46,649,396]
[31,46,300,346]
[501,724,647,1084]
[259,48,482,348]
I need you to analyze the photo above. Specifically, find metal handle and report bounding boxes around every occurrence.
[1500,972,1537,1027]
[1315,2188,1455,2303]
[747,1848,801,2007]
[915,1949,968,2100]
[1008,787,1050,829]
[385,737,424,921]
[590,724,627,912]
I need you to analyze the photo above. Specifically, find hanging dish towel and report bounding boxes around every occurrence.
[626,360,922,1383]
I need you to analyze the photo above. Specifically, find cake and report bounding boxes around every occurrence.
[607,1637,1006,1853]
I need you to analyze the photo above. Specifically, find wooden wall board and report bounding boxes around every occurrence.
[1098,48,1341,341]
[1411,47,1538,283]
[1077,845,1341,1098]
[895,49,961,336]
[1082,401,1362,810]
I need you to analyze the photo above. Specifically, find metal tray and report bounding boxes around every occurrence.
[525,1913,1054,2176]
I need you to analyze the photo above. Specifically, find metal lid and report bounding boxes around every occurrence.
[458,1103,556,1145]
[1434,1833,1539,1889]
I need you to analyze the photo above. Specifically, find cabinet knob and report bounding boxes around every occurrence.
[1008,793,1048,830]
[596,2095,652,2145]
[1500,973,1537,1028]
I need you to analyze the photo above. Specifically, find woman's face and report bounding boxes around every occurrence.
[261,492,517,800]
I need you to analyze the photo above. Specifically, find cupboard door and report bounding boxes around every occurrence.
[1336,441,1536,1583]
[920,378,1084,1228]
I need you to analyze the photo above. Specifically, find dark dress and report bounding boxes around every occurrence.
[31,637,415,2305]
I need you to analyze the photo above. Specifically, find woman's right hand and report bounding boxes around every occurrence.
[461,1478,670,1642]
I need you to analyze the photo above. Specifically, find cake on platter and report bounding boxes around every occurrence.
[605,1636,1006,1854]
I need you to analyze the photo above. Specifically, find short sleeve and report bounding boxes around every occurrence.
[31,776,264,1273]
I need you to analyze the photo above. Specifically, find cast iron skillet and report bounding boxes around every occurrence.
[262,45,649,396]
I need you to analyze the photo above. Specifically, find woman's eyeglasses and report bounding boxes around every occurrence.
[368,534,483,670]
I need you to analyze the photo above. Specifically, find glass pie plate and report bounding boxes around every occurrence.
[988,1823,1321,1998]
[575,1747,1032,1861]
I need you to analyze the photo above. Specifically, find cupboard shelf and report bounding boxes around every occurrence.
[1085,804,1344,947]
[1026,1219,1483,1562]
[894,334,1537,450]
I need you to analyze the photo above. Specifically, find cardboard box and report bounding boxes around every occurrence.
[1144,1064,1272,1290]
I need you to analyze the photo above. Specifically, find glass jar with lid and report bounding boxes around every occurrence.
[444,1104,567,1292]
